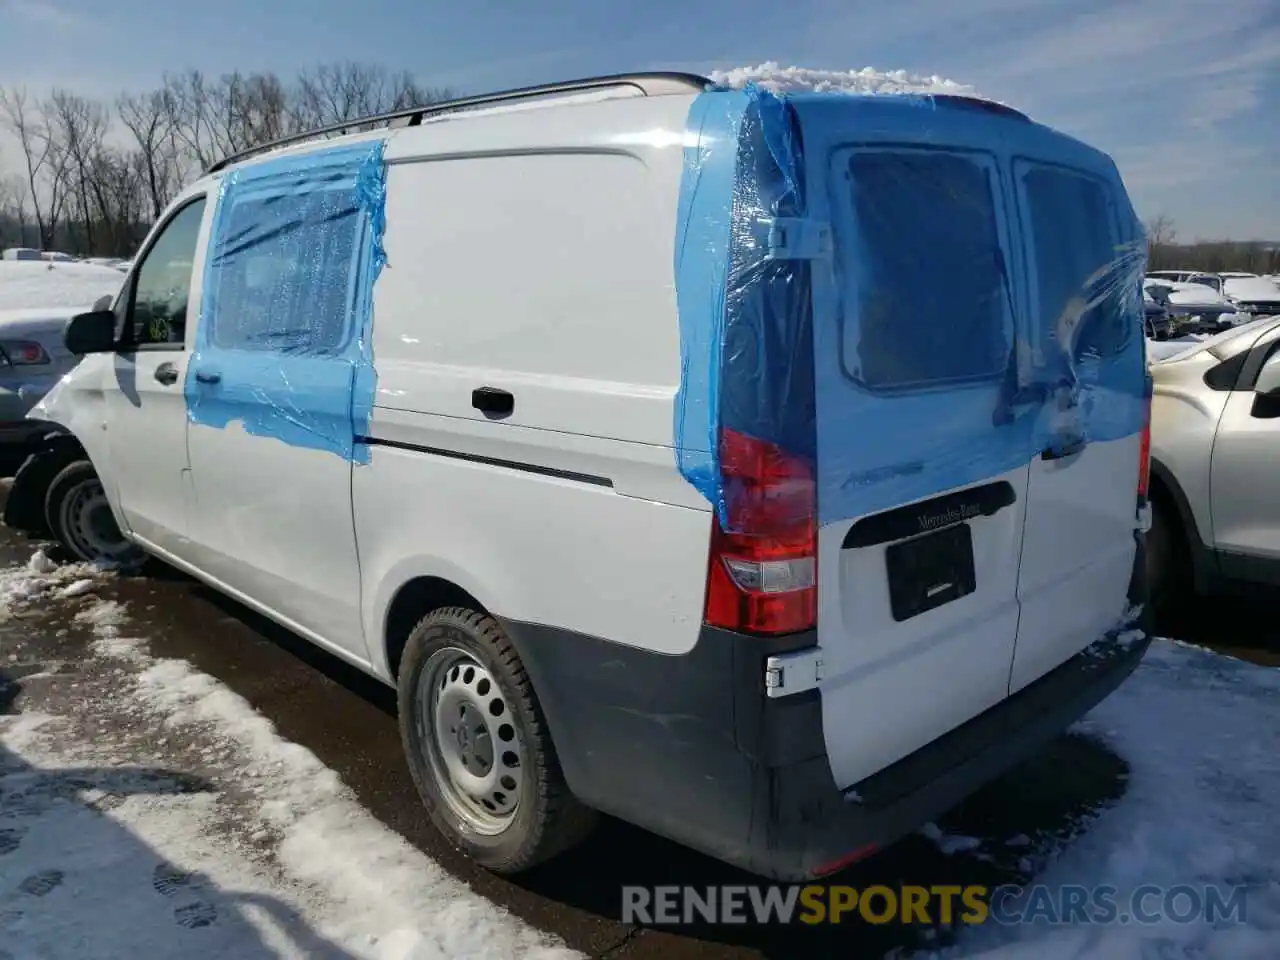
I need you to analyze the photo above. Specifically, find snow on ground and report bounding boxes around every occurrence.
[4,547,1278,959]
[0,555,577,960]
[0,260,125,312]
[708,62,979,97]
[943,640,1280,959]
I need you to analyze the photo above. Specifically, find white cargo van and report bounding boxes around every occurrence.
[5,72,1153,880]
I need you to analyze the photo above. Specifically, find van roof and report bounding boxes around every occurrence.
[203,72,713,178]
[202,71,1038,181]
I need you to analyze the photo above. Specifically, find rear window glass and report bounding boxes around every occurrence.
[1019,165,1131,359]
[842,151,1013,392]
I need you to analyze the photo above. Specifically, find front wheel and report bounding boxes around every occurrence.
[44,460,146,569]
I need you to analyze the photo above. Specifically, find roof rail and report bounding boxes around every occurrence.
[203,71,713,175]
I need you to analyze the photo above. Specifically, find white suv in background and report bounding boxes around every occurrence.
[1147,316,1280,609]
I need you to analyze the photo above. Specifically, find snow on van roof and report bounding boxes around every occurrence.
[708,62,978,97]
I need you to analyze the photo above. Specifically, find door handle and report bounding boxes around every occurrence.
[154,362,178,386]
[1041,435,1086,461]
[194,369,222,385]
[471,386,514,417]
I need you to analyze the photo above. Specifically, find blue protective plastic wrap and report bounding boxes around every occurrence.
[673,86,815,514]
[673,85,1149,531]
[186,139,388,463]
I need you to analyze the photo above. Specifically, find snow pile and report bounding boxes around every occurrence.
[0,259,124,311]
[709,62,979,97]
[127,654,573,958]
[0,548,110,618]
[950,640,1280,959]
[1,569,578,959]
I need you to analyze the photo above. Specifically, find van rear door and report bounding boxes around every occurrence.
[787,96,1034,790]
[1007,159,1145,692]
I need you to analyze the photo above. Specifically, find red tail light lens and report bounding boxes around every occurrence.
[704,428,817,635]
[0,340,50,366]
[1137,399,1151,499]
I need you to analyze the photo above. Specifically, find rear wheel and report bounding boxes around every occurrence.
[397,606,596,873]
[44,461,146,570]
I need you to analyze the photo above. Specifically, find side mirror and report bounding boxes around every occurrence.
[64,310,117,355]
[1254,357,1280,397]
[93,293,114,312]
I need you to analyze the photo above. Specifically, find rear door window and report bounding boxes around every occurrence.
[1016,163,1130,360]
[840,150,1014,393]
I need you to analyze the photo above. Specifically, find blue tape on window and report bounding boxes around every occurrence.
[186,139,388,463]
[673,87,1149,530]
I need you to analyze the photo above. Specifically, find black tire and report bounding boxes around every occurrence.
[397,606,596,873]
[43,460,147,570]
[3,441,81,537]
[1147,496,1191,619]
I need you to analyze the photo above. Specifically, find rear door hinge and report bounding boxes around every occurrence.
[764,647,824,698]
[763,217,832,261]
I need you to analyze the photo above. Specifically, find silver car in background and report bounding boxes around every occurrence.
[0,260,125,466]
[0,306,92,464]
[1146,315,1280,611]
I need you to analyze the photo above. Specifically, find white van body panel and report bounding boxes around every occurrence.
[357,96,711,663]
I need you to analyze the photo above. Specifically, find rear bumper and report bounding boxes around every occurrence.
[753,621,1148,879]
[500,535,1151,881]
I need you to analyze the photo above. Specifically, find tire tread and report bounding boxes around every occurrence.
[397,606,595,873]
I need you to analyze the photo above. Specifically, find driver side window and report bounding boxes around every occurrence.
[121,197,207,349]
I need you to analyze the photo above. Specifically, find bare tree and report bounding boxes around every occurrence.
[1145,214,1177,248]
[0,87,55,247]
[45,89,110,252]
[291,61,448,130]
[3,61,455,256]
[0,173,27,246]
[118,89,179,218]
[163,69,220,173]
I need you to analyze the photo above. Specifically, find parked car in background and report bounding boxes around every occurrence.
[1143,285,1173,339]
[0,259,125,466]
[2,247,43,261]
[1,73,1152,882]
[1223,277,1280,318]
[1146,278,1244,334]
[0,306,91,466]
[1184,272,1224,293]
[1146,315,1280,611]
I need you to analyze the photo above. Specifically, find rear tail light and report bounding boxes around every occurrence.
[1137,398,1151,500]
[0,340,50,366]
[704,428,817,635]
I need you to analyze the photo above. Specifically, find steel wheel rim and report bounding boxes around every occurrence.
[418,646,524,836]
[58,479,134,564]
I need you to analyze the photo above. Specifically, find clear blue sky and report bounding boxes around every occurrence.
[2,0,1277,240]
